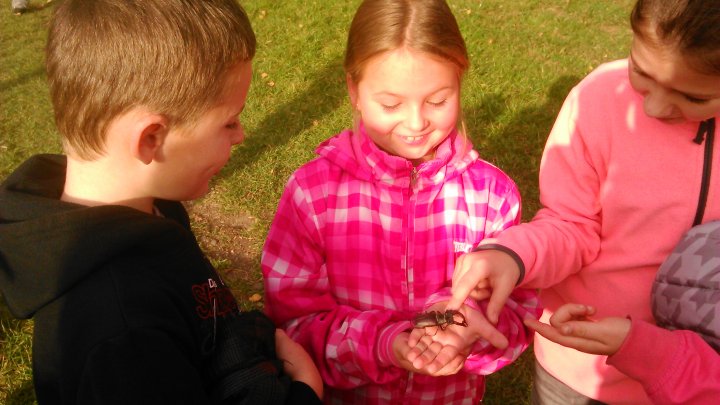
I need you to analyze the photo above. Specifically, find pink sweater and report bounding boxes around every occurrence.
[492,59,720,404]
[262,126,541,404]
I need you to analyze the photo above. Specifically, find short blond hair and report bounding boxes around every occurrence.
[46,0,256,160]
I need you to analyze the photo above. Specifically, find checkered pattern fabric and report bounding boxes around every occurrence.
[262,127,541,404]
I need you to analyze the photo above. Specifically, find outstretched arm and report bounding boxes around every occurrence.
[526,303,720,404]
[608,319,720,404]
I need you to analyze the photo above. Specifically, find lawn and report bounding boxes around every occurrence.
[1,0,633,403]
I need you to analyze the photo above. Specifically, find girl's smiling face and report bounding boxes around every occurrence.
[629,33,720,124]
[348,48,461,166]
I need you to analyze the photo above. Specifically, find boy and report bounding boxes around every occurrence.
[0,0,322,403]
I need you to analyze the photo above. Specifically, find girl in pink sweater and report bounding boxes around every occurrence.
[261,0,541,403]
[449,0,720,403]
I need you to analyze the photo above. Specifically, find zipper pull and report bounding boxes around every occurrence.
[410,168,418,188]
[693,119,713,144]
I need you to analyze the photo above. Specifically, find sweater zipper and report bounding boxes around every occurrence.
[208,278,218,347]
[691,118,715,226]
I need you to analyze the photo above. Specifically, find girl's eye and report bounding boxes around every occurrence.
[381,103,400,111]
[684,95,710,104]
[428,99,447,107]
[631,66,650,78]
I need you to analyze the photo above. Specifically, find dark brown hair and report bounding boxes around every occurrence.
[630,0,720,74]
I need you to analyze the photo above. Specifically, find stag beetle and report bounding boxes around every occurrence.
[412,310,468,330]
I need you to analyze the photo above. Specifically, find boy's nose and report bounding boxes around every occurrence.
[231,126,245,145]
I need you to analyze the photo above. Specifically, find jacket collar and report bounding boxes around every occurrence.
[317,122,478,188]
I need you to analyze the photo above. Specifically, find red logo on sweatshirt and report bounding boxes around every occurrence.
[192,278,237,319]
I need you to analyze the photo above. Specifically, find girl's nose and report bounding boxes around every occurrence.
[405,105,428,132]
[643,89,676,119]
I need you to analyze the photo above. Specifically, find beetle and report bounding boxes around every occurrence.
[412,310,468,330]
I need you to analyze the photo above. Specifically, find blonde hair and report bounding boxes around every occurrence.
[344,0,471,146]
[46,0,256,160]
[344,0,469,82]
[631,0,720,75]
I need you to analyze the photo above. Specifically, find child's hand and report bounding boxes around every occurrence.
[523,303,631,356]
[409,303,509,351]
[407,331,467,375]
[459,302,510,350]
[406,303,510,373]
[275,329,323,399]
[447,249,521,324]
[393,331,465,376]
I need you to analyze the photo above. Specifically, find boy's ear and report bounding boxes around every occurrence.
[132,113,169,165]
[346,73,359,108]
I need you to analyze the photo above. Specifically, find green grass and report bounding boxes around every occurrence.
[1,0,633,403]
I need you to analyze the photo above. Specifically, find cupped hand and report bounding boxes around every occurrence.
[405,302,510,374]
[393,331,466,376]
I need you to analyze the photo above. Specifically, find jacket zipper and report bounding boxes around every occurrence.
[692,118,715,226]
[404,168,418,306]
[404,167,418,393]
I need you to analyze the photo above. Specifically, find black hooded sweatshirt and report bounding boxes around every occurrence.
[0,154,320,405]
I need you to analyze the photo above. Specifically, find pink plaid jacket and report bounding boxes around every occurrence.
[262,126,541,404]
